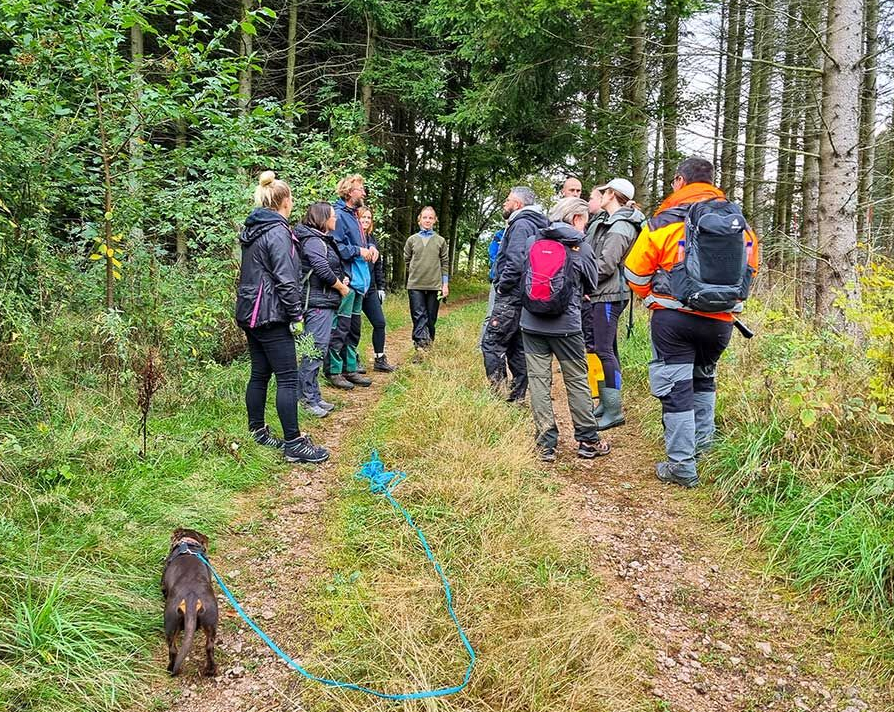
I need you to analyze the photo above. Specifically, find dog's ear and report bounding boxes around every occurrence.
[197,532,210,549]
[171,528,186,545]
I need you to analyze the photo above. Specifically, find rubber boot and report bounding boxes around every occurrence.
[593,380,606,418]
[595,387,625,430]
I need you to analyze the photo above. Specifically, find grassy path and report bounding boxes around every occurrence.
[139,297,892,712]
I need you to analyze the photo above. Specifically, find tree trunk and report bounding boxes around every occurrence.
[651,121,663,206]
[771,0,801,240]
[742,1,774,226]
[360,13,376,128]
[799,0,823,317]
[659,0,680,190]
[720,0,746,198]
[284,0,297,108]
[712,0,726,171]
[814,0,862,330]
[856,0,878,242]
[629,13,649,206]
[129,23,143,243]
[238,0,253,116]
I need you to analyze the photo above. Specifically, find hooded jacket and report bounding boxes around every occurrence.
[332,198,371,295]
[624,182,760,322]
[585,205,645,303]
[294,223,347,310]
[494,205,550,299]
[519,222,600,337]
[235,208,303,329]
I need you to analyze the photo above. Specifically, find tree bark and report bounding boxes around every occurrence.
[712,0,726,171]
[238,0,253,116]
[856,0,878,242]
[284,0,297,108]
[659,0,680,190]
[771,0,801,240]
[629,13,649,206]
[814,0,862,330]
[720,0,746,198]
[742,1,774,226]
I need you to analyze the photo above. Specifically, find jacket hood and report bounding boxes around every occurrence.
[655,182,726,215]
[508,204,548,227]
[540,221,585,245]
[605,205,646,226]
[241,207,289,245]
[292,223,327,240]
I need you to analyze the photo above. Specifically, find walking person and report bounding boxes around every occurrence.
[293,202,351,418]
[356,206,396,372]
[480,227,505,353]
[404,206,449,349]
[327,174,376,390]
[625,157,759,487]
[584,178,645,430]
[482,187,548,402]
[234,171,329,464]
[520,197,611,461]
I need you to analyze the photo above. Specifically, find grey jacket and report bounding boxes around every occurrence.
[520,222,599,337]
[584,206,645,303]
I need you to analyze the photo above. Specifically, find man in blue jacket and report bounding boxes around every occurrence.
[327,174,377,389]
[482,187,548,402]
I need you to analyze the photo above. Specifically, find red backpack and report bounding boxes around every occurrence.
[522,238,575,317]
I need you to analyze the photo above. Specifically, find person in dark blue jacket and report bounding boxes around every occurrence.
[326,174,377,389]
[294,202,351,417]
[235,171,328,464]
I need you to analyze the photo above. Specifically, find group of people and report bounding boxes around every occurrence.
[235,171,451,465]
[483,157,759,486]
[234,155,759,487]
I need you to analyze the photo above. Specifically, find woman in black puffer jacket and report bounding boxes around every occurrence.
[235,171,328,464]
[294,202,351,417]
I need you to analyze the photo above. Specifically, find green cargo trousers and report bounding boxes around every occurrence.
[522,331,601,449]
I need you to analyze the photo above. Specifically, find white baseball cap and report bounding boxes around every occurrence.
[594,178,635,202]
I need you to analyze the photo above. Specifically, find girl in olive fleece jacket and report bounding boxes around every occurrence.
[404,206,449,347]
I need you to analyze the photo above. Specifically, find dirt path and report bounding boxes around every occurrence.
[145,312,434,712]
[550,382,891,712]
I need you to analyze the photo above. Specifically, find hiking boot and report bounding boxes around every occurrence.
[577,440,611,459]
[318,398,335,412]
[344,371,372,387]
[327,373,354,390]
[301,401,329,418]
[540,446,557,462]
[284,434,329,464]
[373,355,396,373]
[655,461,699,488]
[595,387,625,431]
[251,425,284,449]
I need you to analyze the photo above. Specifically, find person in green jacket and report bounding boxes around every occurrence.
[404,206,449,349]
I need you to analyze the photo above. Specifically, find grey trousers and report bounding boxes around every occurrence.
[298,306,335,405]
[522,331,601,449]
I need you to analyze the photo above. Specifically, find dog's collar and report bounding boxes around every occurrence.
[166,538,207,563]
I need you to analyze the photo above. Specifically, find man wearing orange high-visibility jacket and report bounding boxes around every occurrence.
[625,157,759,488]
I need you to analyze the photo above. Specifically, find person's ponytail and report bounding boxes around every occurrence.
[253,170,291,210]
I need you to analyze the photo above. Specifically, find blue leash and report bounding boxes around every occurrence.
[191,451,476,700]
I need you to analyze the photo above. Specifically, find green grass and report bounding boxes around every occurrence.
[301,301,650,712]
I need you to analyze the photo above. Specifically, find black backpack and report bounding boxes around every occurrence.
[668,199,754,313]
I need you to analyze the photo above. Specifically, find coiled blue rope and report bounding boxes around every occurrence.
[191,451,475,700]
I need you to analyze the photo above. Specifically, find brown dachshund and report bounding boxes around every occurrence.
[162,528,219,676]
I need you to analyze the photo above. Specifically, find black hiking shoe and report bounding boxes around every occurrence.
[327,374,355,390]
[577,440,611,459]
[373,355,396,373]
[344,371,372,387]
[251,425,284,449]
[540,446,557,463]
[284,434,329,464]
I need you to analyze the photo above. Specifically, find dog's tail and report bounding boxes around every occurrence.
[171,593,203,676]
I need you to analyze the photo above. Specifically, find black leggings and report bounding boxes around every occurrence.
[351,289,387,354]
[244,324,299,440]
[589,301,627,390]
